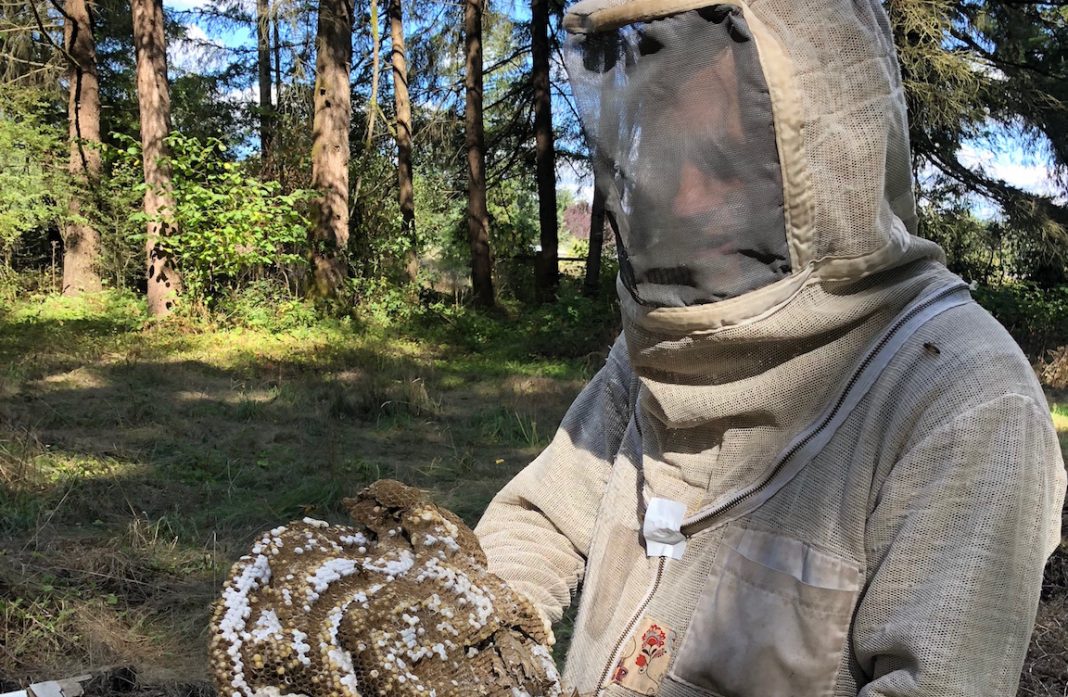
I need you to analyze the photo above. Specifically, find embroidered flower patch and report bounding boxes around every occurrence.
[609,616,675,695]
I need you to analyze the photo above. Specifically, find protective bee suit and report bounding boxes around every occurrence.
[474,0,1067,693]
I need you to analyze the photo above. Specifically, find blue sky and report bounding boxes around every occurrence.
[165,0,251,71]
[957,140,1064,201]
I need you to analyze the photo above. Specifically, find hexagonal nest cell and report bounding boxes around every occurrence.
[210,479,562,697]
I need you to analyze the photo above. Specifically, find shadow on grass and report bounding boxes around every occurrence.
[0,309,594,684]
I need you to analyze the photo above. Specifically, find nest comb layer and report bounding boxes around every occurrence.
[210,480,561,697]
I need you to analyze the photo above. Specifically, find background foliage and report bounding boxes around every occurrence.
[119,132,314,306]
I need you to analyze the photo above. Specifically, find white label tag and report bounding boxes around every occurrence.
[643,498,687,560]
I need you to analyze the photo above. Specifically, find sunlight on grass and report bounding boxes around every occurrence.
[1052,403,1068,431]
[1052,404,1068,455]
[0,292,597,682]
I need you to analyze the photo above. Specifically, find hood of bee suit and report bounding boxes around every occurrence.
[562,0,967,506]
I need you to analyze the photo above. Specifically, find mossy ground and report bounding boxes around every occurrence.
[1,292,1065,693]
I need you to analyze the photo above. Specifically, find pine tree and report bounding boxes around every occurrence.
[464,0,493,306]
[309,0,354,297]
[62,0,103,295]
[131,0,180,315]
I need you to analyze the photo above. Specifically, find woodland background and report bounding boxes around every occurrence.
[1,0,1067,692]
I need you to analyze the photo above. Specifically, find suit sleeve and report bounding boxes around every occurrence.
[854,393,1066,696]
[474,336,635,625]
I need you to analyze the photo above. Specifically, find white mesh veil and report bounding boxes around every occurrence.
[565,8,790,307]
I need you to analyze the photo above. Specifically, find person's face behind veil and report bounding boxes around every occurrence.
[569,8,791,307]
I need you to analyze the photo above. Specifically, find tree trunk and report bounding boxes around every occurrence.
[132,0,180,316]
[309,0,353,298]
[257,0,273,161]
[583,176,607,297]
[62,0,103,295]
[273,11,284,181]
[273,15,282,94]
[531,0,557,301]
[352,0,380,205]
[583,37,618,299]
[388,0,417,281]
[464,0,493,307]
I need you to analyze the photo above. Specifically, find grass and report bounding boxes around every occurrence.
[1,291,1066,694]
[1052,403,1068,452]
[0,291,596,686]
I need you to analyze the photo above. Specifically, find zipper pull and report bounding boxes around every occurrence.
[643,498,687,560]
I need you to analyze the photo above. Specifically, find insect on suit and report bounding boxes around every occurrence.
[474,0,1068,694]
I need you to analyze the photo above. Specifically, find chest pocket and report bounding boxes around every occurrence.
[668,526,861,697]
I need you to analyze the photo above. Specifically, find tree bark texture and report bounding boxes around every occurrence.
[364,0,380,150]
[388,0,417,281]
[464,0,493,307]
[62,0,103,295]
[273,13,284,181]
[273,15,282,104]
[309,0,353,298]
[584,174,607,296]
[352,0,380,205]
[531,0,558,300]
[257,0,273,161]
[132,0,180,316]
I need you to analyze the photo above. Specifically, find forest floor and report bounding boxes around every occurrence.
[0,292,1066,694]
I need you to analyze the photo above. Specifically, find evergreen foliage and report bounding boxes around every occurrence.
[0,88,67,263]
[0,0,1063,310]
[117,132,314,305]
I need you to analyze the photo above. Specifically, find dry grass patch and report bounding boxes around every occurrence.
[1021,588,1068,695]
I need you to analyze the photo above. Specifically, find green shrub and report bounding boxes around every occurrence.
[972,282,1068,360]
[117,132,314,305]
[0,88,68,263]
[216,278,319,331]
[97,139,146,290]
[414,274,621,361]
[349,276,420,324]
[518,284,620,358]
[6,288,145,327]
[0,265,21,305]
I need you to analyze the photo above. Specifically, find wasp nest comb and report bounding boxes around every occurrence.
[210,480,561,697]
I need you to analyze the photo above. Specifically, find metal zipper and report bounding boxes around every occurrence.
[591,282,965,696]
[594,556,667,696]
[679,282,966,537]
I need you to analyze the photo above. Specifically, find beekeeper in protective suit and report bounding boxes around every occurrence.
[474,0,1067,693]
